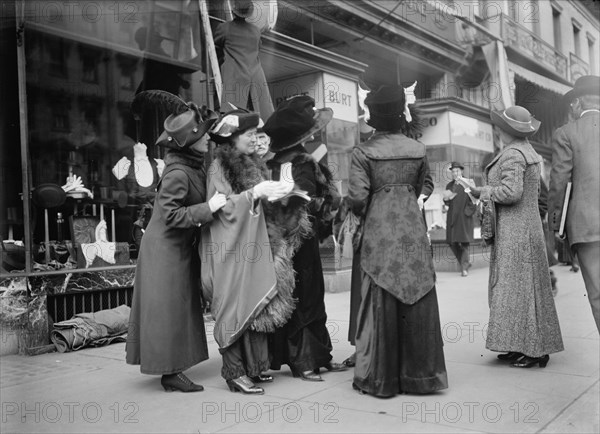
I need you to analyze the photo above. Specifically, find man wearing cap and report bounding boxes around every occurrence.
[443,162,477,276]
[549,75,600,332]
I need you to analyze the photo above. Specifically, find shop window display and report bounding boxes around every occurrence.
[1,0,206,274]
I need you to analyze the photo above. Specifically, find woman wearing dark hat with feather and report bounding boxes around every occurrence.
[263,95,347,382]
[201,108,308,394]
[348,84,447,397]
[468,106,563,368]
[126,104,226,392]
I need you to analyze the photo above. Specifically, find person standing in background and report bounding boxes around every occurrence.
[214,0,274,118]
[443,162,477,276]
[549,75,600,332]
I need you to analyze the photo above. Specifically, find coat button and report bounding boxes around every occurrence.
[384,187,391,192]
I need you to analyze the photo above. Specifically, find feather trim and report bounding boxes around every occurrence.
[215,146,305,332]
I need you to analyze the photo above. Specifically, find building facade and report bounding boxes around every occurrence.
[1,0,598,354]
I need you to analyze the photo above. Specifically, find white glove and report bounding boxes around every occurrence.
[252,181,289,200]
[208,191,227,212]
[417,194,427,211]
[112,157,131,180]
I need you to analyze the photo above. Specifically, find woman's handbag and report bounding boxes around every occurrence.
[479,198,496,246]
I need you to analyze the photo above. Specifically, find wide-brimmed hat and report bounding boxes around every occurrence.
[231,0,254,18]
[490,106,541,138]
[209,108,261,145]
[156,103,217,149]
[263,95,333,153]
[564,75,600,103]
[449,162,464,171]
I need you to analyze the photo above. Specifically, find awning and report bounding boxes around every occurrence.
[508,61,572,95]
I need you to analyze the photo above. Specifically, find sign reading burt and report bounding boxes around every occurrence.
[269,72,358,123]
[322,73,358,123]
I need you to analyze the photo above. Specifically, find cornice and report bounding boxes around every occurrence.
[570,0,600,32]
[294,0,469,72]
[416,97,492,123]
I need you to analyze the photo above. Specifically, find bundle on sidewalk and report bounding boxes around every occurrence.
[50,304,130,352]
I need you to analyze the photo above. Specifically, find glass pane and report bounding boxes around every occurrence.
[22,0,206,272]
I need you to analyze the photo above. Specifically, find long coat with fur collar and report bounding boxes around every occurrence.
[200,145,309,349]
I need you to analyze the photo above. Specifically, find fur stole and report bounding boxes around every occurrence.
[215,145,312,333]
[215,145,268,193]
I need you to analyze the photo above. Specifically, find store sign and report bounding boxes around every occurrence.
[322,73,358,123]
[270,72,358,123]
[270,73,323,109]
[418,111,493,152]
[419,112,450,145]
[449,112,493,152]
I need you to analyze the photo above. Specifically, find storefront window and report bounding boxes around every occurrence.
[7,0,206,274]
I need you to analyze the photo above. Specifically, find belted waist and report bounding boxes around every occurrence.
[373,183,416,194]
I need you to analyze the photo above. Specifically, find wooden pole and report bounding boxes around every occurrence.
[198,0,223,104]
[15,0,32,272]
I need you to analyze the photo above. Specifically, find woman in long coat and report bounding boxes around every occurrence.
[263,95,347,381]
[348,85,448,398]
[126,104,225,392]
[470,106,564,368]
[201,108,302,394]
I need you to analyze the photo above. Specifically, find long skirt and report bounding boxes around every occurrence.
[354,276,448,398]
[221,330,270,380]
[270,234,333,372]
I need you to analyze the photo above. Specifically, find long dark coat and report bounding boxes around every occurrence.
[549,111,600,246]
[444,180,476,244]
[267,147,335,372]
[214,18,274,118]
[126,151,214,375]
[481,142,563,357]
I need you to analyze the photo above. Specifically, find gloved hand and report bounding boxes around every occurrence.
[252,181,289,200]
[208,191,227,212]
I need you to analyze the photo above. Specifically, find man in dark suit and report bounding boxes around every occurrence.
[443,162,477,276]
[549,75,600,332]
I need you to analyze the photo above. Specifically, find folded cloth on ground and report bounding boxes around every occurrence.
[51,304,130,352]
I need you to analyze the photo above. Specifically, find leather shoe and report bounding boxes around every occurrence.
[343,353,356,368]
[249,374,273,383]
[226,375,265,394]
[161,373,204,392]
[292,368,323,381]
[352,382,367,395]
[497,352,524,362]
[461,270,468,277]
[511,354,549,368]
[324,362,348,372]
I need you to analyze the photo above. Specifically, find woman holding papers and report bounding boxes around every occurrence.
[263,95,347,382]
[469,106,563,368]
[201,108,308,394]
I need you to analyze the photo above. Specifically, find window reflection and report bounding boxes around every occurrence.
[16,0,204,272]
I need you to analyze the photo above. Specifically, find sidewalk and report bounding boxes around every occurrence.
[1,265,598,433]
